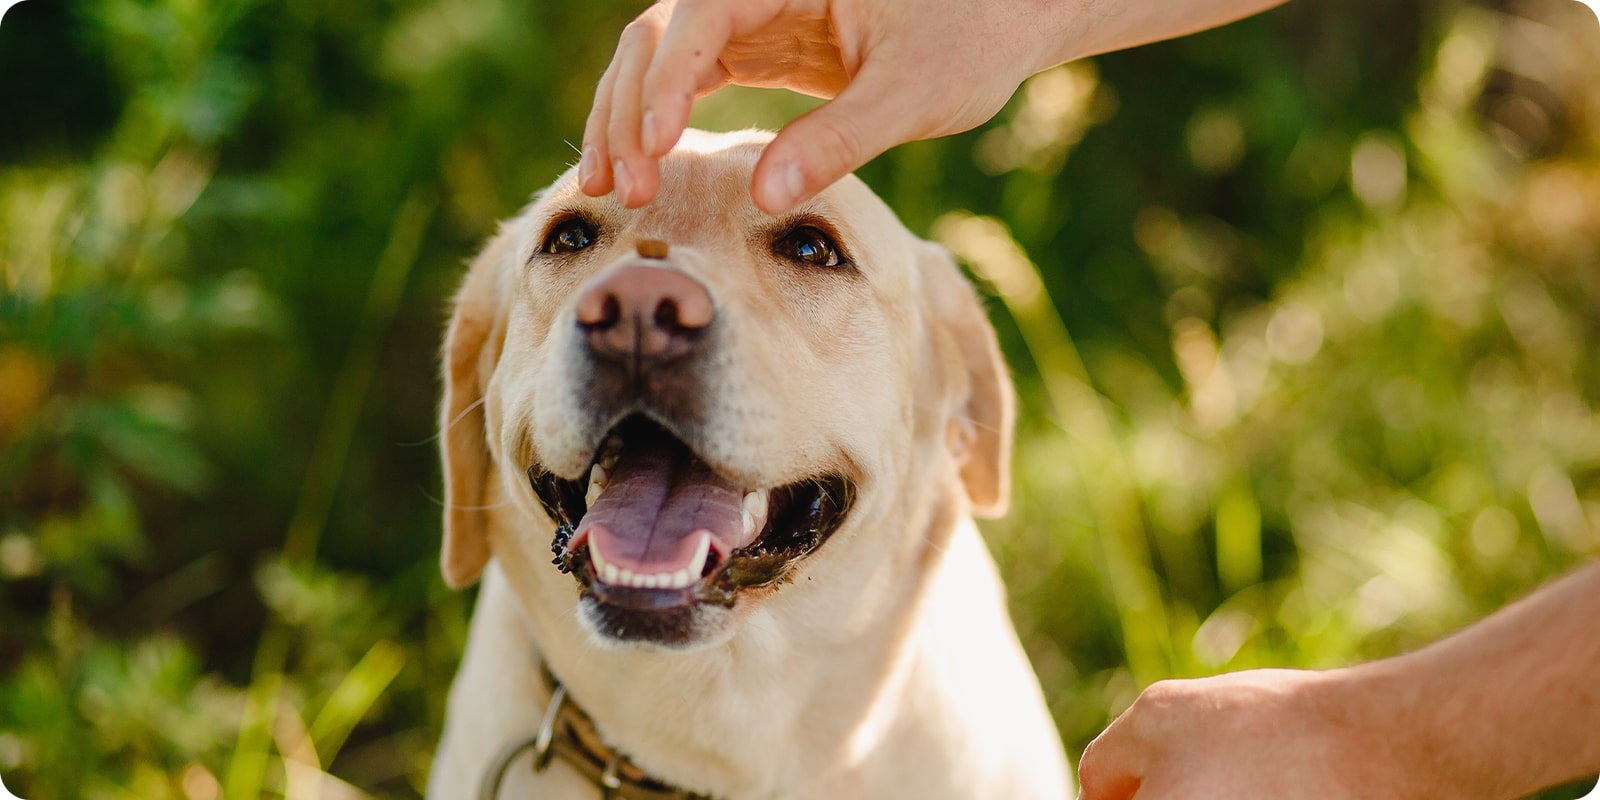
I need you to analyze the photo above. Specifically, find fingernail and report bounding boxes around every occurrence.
[579,145,597,187]
[613,158,633,204]
[762,160,805,211]
[641,109,657,155]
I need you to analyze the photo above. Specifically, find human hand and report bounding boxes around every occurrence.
[578,0,1070,213]
[1077,669,1435,800]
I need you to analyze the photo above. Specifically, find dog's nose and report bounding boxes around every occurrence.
[575,265,713,362]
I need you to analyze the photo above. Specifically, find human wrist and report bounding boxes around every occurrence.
[1335,656,1504,800]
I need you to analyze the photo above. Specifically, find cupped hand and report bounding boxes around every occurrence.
[579,0,1069,213]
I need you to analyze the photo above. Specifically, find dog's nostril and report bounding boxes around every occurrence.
[653,298,681,331]
[578,293,622,330]
[598,295,621,328]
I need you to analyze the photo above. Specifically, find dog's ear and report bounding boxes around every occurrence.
[918,242,1015,517]
[439,232,510,588]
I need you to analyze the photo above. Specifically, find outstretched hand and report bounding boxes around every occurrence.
[579,0,1067,213]
[580,0,1293,213]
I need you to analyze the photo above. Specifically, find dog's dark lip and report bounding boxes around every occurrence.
[526,416,856,610]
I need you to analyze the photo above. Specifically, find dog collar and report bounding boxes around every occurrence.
[478,665,715,800]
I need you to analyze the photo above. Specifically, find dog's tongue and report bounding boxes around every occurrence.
[578,440,746,575]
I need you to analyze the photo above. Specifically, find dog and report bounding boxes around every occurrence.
[428,129,1072,799]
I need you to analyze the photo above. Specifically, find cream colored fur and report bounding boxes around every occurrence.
[429,130,1071,799]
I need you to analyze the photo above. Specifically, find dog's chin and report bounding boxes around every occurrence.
[527,414,856,649]
[576,598,736,651]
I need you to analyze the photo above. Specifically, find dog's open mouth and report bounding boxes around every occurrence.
[528,415,854,611]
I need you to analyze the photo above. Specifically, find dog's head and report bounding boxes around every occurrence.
[440,130,1012,649]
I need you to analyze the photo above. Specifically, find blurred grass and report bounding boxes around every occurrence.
[1,0,1598,798]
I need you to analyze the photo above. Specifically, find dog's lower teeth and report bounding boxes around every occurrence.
[589,531,711,588]
[687,530,712,578]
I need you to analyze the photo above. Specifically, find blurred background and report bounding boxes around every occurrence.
[1,0,1597,797]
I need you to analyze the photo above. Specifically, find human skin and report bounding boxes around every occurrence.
[1077,561,1600,800]
[579,0,1288,214]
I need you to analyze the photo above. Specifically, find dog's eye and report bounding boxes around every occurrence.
[543,216,598,255]
[775,225,842,268]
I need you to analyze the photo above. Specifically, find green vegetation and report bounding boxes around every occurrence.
[2,0,1596,797]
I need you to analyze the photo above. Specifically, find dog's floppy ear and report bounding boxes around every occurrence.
[918,242,1015,517]
[438,232,510,588]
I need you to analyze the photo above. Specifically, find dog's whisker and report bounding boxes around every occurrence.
[908,397,1010,438]
[440,396,488,439]
[397,396,485,450]
[418,484,513,512]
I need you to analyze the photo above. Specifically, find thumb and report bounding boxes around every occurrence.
[751,65,925,214]
[1078,726,1147,800]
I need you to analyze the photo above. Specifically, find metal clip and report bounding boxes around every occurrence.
[599,753,623,799]
[532,683,567,771]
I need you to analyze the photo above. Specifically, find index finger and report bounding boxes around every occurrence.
[638,0,778,157]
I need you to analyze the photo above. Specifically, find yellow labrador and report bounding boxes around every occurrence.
[429,130,1071,799]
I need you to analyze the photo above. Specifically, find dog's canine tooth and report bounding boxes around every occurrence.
[590,540,610,574]
[743,489,768,523]
[586,464,607,506]
[686,530,712,578]
[742,489,768,537]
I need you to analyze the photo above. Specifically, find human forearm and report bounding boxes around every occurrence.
[1360,561,1600,799]
[1042,0,1293,68]
[1078,561,1600,800]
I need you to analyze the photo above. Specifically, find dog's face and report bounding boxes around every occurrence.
[440,130,1012,649]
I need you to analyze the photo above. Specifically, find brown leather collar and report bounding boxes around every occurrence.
[478,666,714,800]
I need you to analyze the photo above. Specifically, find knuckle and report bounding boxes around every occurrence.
[619,13,664,44]
[1138,679,1185,706]
[808,117,868,170]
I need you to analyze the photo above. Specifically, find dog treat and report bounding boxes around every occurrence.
[636,239,670,259]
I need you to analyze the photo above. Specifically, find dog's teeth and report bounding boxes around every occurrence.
[618,567,635,585]
[685,530,712,578]
[590,541,610,574]
[670,568,691,588]
[743,489,768,521]
[742,489,768,536]
[602,563,621,584]
[586,464,607,506]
